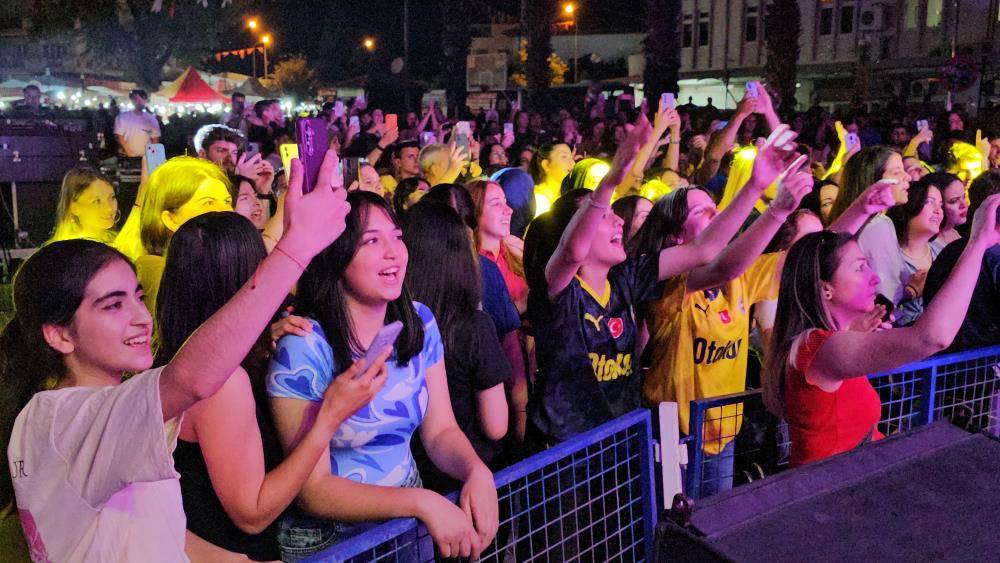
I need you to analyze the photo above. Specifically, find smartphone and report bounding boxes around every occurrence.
[385,113,398,130]
[746,82,759,98]
[243,142,261,161]
[917,119,928,132]
[334,100,345,118]
[845,132,860,150]
[713,121,728,131]
[349,115,360,129]
[455,121,472,158]
[342,157,361,190]
[296,118,329,194]
[660,92,676,110]
[421,131,436,146]
[503,122,514,135]
[279,143,299,182]
[874,294,894,323]
[145,143,166,175]
[359,321,403,376]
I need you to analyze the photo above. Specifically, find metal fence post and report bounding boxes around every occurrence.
[924,365,938,425]
[686,402,705,500]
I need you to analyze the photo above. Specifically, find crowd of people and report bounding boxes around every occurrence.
[3,79,1000,561]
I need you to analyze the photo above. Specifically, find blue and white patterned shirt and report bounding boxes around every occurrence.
[266,302,443,486]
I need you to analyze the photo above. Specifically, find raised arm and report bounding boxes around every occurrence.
[828,180,897,235]
[686,155,813,292]
[903,127,933,159]
[692,94,756,186]
[656,125,800,281]
[159,151,350,421]
[545,117,651,298]
[812,194,1000,382]
[615,104,680,199]
[753,81,782,132]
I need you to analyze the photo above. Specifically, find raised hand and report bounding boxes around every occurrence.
[859,179,900,215]
[279,151,351,263]
[969,192,1000,249]
[848,304,892,332]
[316,348,390,433]
[750,124,799,187]
[769,154,814,217]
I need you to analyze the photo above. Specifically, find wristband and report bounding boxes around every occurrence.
[273,244,307,272]
[375,144,387,151]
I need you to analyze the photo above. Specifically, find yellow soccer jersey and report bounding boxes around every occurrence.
[643,253,780,455]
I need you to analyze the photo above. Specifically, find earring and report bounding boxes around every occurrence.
[823,291,833,300]
[114,208,122,224]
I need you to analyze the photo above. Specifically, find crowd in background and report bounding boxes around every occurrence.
[3,79,1000,561]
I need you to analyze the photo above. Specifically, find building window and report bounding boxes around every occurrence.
[819,6,833,35]
[840,3,855,34]
[0,3,22,30]
[905,0,919,28]
[42,44,68,60]
[698,11,710,46]
[927,0,942,27]
[746,6,759,42]
[682,14,693,47]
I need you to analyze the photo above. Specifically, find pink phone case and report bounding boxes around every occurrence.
[296,118,328,194]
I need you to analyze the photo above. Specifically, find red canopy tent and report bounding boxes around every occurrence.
[164,67,228,104]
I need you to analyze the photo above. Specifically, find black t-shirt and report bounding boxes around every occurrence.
[529,255,663,442]
[174,403,284,561]
[412,310,512,492]
[924,239,1000,353]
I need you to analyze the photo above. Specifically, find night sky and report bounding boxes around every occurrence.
[229,0,643,83]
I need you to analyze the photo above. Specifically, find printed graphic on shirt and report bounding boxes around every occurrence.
[19,508,51,563]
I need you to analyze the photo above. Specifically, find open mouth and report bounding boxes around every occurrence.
[124,334,149,347]
[611,233,623,245]
[379,266,400,282]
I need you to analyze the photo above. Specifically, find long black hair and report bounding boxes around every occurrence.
[153,212,269,378]
[612,195,651,245]
[763,231,854,418]
[627,186,713,257]
[887,176,940,245]
[0,240,132,507]
[296,191,424,369]
[403,201,482,356]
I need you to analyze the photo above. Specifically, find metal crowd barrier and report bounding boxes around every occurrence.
[306,409,657,562]
[684,345,1000,500]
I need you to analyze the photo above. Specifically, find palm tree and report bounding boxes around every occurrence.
[643,0,682,115]
[764,0,802,118]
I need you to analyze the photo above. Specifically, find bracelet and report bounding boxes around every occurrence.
[375,144,387,151]
[273,244,307,272]
[905,284,918,298]
[587,195,610,210]
[668,140,680,145]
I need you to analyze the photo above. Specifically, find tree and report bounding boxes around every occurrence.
[439,0,473,116]
[511,40,569,88]
[643,0,682,115]
[31,0,244,89]
[763,0,802,118]
[269,56,318,101]
[522,0,557,109]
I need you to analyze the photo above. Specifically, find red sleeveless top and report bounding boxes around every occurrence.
[784,329,883,467]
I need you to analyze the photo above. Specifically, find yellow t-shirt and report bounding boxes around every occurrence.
[379,174,398,195]
[643,253,780,454]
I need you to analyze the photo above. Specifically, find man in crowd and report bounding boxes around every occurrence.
[114,89,160,157]
[419,143,468,187]
[246,98,285,164]
[194,123,275,202]
[221,92,250,136]
[380,141,422,193]
[13,84,42,111]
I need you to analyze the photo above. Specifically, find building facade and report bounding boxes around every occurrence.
[678,0,1000,112]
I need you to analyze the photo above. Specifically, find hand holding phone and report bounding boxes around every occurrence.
[660,92,676,110]
[845,132,860,151]
[916,119,928,132]
[334,101,345,118]
[746,82,760,99]
[386,114,398,131]
[503,122,514,135]
[296,118,329,194]
[360,321,403,376]
[279,144,299,182]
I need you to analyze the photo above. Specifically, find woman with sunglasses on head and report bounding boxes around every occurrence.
[764,186,1000,467]
[0,153,351,562]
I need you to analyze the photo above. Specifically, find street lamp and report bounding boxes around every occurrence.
[563,3,578,84]
[363,37,376,52]
[247,18,258,30]
[261,34,271,80]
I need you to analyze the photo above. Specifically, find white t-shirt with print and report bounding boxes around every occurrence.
[114,111,161,157]
[7,367,188,562]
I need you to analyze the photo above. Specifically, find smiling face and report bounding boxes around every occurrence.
[882,153,911,204]
[478,182,512,241]
[56,259,153,378]
[70,179,118,234]
[343,207,408,307]
[823,241,881,322]
[589,207,627,267]
[908,186,943,240]
[164,178,234,232]
[941,179,968,229]
[628,197,653,240]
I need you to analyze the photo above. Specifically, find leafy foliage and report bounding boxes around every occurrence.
[522,0,557,108]
[763,0,802,117]
[643,0,681,113]
[269,55,318,101]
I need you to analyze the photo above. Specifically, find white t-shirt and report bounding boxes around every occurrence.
[114,111,161,157]
[7,367,188,562]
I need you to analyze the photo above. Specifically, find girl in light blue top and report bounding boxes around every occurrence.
[267,191,498,561]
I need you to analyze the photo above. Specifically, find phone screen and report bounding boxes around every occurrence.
[386,114,398,130]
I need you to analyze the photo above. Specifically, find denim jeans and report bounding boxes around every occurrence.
[683,440,735,498]
[278,469,423,561]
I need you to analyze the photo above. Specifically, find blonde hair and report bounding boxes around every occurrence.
[115,157,229,258]
[48,167,117,245]
[717,146,776,213]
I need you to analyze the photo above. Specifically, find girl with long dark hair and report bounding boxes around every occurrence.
[154,212,386,560]
[404,201,511,488]
[764,193,1000,467]
[0,154,351,561]
[887,176,946,326]
[266,191,498,560]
